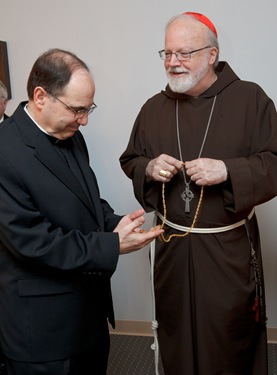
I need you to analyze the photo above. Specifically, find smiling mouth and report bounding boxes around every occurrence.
[168,69,188,76]
[173,71,185,75]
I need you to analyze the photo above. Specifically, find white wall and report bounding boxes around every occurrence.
[1,0,277,327]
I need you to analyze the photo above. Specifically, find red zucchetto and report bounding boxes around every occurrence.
[184,12,218,37]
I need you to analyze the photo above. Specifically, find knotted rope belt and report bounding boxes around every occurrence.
[156,207,255,234]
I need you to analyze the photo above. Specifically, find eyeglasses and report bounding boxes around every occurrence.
[47,92,97,118]
[158,46,211,61]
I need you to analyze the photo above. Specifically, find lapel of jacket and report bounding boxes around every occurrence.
[14,103,96,217]
[71,135,105,229]
[36,137,95,213]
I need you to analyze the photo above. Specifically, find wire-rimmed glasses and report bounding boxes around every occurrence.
[47,92,97,119]
[158,46,211,61]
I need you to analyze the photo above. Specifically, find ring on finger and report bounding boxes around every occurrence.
[159,169,167,177]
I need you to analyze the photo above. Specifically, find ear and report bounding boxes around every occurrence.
[3,99,8,111]
[209,47,218,65]
[33,86,47,110]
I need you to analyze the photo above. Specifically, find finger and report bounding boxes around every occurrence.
[185,159,198,169]
[161,154,183,169]
[159,161,182,176]
[150,225,163,231]
[131,228,164,248]
[158,169,168,178]
[140,227,164,242]
[128,216,146,232]
[133,227,146,233]
[128,209,145,221]
[157,168,177,180]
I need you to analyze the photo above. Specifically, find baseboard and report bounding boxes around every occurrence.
[267,327,277,343]
[110,320,277,343]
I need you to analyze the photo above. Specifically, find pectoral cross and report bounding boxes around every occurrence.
[181,183,194,213]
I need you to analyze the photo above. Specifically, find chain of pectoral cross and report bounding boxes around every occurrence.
[176,96,217,213]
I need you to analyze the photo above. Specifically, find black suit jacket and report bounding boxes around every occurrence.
[0,103,121,362]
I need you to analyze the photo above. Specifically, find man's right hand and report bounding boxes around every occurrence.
[145,154,183,182]
[113,209,164,254]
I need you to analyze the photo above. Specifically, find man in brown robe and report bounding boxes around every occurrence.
[120,12,277,375]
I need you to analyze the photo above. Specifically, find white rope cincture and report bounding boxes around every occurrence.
[156,208,254,234]
[150,214,160,375]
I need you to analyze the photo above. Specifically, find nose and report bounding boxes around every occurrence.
[167,52,181,66]
[76,113,89,126]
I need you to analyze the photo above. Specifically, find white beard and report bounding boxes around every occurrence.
[167,59,210,94]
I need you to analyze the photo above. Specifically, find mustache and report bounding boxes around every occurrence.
[167,67,189,74]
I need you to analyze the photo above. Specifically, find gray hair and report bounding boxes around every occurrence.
[0,81,8,100]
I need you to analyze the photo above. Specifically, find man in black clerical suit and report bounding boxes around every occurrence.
[0,49,163,375]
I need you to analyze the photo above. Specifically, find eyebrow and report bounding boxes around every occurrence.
[70,105,90,111]
[72,106,86,110]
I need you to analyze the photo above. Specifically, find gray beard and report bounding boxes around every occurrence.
[167,60,210,94]
[168,74,195,93]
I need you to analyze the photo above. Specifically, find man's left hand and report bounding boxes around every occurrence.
[185,158,228,186]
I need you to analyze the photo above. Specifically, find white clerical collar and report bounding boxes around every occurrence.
[0,116,4,123]
[24,104,53,137]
